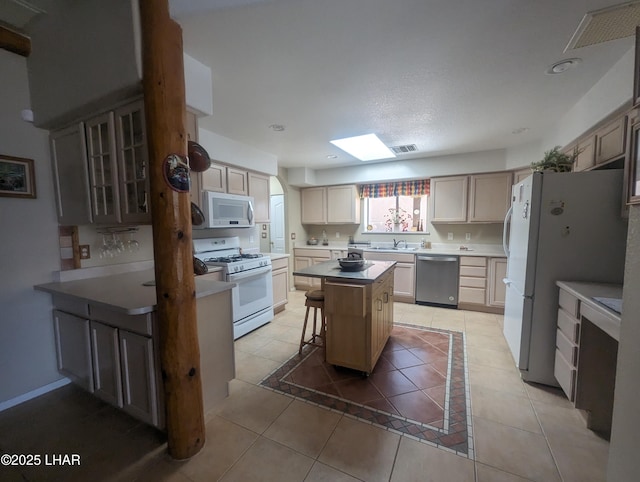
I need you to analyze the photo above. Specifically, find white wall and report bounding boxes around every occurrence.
[287,149,506,187]
[0,50,64,404]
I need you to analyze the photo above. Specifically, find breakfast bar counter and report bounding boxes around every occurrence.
[294,260,396,374]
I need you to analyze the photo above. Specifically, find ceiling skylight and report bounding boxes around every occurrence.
[329,134,396,161]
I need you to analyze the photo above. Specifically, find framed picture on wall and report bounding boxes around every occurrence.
[0,155,36,199]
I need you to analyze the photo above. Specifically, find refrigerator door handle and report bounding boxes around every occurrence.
[502,205,513,257]
[503,277,511,286]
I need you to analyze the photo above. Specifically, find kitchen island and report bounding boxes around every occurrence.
[293,260,396,375]
[35,269,235,428]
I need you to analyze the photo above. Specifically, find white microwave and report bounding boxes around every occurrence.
[201,191,255,228]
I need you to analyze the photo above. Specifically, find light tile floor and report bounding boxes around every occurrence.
[0,291,609,481]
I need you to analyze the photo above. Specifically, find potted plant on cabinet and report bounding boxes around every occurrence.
[530,146,578,172]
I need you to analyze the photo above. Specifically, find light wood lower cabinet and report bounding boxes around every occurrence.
[90,321,123,407]
[119,330,158,426]
[487,258,507,307]
[364,251,415,303]
[324,269,394,374]
[53,309,93,392]
[272,257,289,313]
[294,249,330,290]
[458,256,506,313]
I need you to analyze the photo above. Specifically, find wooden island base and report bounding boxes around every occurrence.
[293,259,396,375]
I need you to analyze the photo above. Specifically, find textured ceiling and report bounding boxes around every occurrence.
[174,0,634,170]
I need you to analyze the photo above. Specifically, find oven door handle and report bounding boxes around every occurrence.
[227,265,272,281]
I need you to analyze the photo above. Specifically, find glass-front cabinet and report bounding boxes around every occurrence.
[84,100,151,224]
[85,112,120,224]
[115,101,150,223]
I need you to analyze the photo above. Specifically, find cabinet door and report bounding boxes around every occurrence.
[393,262,415,301]
[50,123,93,225]
[114,101,151,224]
[53,310,93,392]
[272,267,289,313]
[294,256,313,290]
[327,185,360,224]
[310,257,328,288]
[248,172,270,223]
[430,176,468,223]
[227,167,248,195]
[202,163,227,193]
[487,258,507,307]
[90,321,123,407]
[569,136,596,172]
[595,116,626,165]
[301,187,327,224]
[86,112,121,224]
[513,168,531,184]
[468,172,512,223]
[119,330,158,426]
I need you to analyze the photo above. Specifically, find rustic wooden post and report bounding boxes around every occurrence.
[138,0,205,459]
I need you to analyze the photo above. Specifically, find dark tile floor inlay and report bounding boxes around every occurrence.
[260,323,472,457]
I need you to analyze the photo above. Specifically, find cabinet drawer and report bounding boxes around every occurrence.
[90,305,153,337]
[554,349,576,402]
[295,248,330,258]
[459,266,486,277]
[459,287,486,304]
[555,328,578,366]
[271,257,289,271]
[460,256,486,267]
[459,276,486,289]
[557,308,580,342]
[365,251,415,263]
[52,294,89,317]
[558,289,580,317]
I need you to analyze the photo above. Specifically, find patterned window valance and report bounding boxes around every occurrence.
[359,179,430,198]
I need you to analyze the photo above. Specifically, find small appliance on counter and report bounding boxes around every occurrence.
[307,237,319,245]
[193,236,273,339]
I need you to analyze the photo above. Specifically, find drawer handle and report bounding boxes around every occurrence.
[383,292,389,303]
[377,299,383,311]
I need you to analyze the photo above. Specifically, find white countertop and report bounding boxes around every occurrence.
[294,243,506,258]
[35,268,234,315]
[556,281,623,340]
[266,252,290,260]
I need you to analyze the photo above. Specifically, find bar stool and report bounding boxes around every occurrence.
[299,289,326,355]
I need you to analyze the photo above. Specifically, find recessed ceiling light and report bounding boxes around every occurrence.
[545,58,582,75]
[269,124,285,131]
[327,154,338,159]
[329,134,396,161]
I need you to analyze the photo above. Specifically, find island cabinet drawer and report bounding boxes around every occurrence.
[52,294,89,318]
[89,305,153,337]
[557,308,580,342]
[556,328,578,366]
[554,349,576,402]
[459,266,486,277]
[558,289,580,318]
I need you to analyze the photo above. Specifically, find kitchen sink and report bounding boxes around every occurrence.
[367,247,417,251]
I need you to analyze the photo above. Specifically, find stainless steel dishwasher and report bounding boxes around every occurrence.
[415,254,460,308]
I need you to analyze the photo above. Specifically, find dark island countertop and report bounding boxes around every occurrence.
[293,260,396,283]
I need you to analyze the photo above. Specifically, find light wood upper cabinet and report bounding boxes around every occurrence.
[595,116,626,166]
[431,172,511,223]
[301,185,360,225]
[430,176,468,223]
[468,172,513,223]
[565,136,596,172]
[248,172,270,223]
[301,187,327,224]
[50,122,93,225]
[513,168,531,184]
[227,167,248,195]
[327,185,360,224]
[202,163,227,193]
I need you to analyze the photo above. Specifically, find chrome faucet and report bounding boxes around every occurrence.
[393,238,406,248]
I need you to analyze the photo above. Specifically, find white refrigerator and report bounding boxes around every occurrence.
[502,169,627,386]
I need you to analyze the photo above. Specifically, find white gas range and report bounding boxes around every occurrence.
[193,236,273,339]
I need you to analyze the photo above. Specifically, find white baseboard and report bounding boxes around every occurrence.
[0,378,71,413]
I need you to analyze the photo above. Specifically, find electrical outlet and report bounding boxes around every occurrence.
[447,232,453,241]
[291,233,296,240]
[261,232,267,238]
[79,245,90,259]
[465,233,471,241]
[336,232,340,238]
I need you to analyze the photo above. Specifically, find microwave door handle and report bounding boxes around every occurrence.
[248,201,254,224]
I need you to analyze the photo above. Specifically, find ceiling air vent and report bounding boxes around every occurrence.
[565,1,640,51]
[390,144,418,154]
